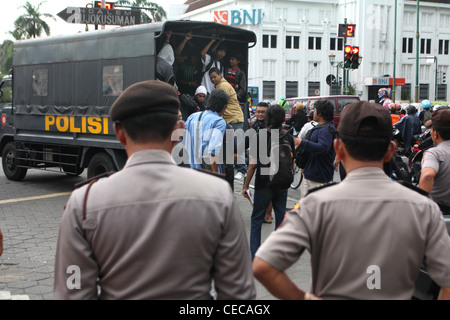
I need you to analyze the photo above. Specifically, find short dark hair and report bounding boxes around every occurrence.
[265,104,286,129]
[209,67,221,75]
[229,52,242,61]
[315,100,334,122]
[206,89,229,113]
[432,109,450,140]
[257,102,269,108]
[120,112,178,143]
[338,117,391,161]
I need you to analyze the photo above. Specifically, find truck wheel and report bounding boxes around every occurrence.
[87,152,116,179]
[62,165,84,177]
[2,142,27,181]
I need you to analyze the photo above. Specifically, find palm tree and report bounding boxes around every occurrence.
[115,0,167,23]
[11,1,55,39]
[0,40,14,75]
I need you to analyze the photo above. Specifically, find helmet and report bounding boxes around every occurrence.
[406,104,417,115]
[433,104,450,111]
[382,98,393,109]
[396,104,402,112]
[422,99,432,109]
[388,103,396,111]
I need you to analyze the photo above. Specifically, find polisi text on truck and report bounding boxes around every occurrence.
[45,115,109,135]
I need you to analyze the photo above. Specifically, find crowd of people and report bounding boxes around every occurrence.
[47,73,450,299]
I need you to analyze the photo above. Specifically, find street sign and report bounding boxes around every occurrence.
[326,74,336,86]
[57,7,141,26]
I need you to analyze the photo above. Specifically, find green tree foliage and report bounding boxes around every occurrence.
[115,0,167,23]
[0,40,13,75]
[10,1,55,40]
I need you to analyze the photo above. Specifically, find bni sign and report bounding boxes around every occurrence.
[214,9,262,25]
[57,7,141,26]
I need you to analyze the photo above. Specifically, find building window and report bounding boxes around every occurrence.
[419,84,429,100]
[330,38,343,51]
[286,36,300,49]
[308,82,321,96]
[401,84,412,102]
[420,38,431,55]
[263,35,277,48]
[263,81,276,100]
[286,81,298,98]
[402,37,414,53]
[308,37,322,50]
[439,40,449,55]
[437,84,447,101]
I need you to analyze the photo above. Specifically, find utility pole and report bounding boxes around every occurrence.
[393,0,398,103]
[415,0,420,103]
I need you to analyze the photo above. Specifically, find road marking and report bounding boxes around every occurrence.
[0,192,72,205]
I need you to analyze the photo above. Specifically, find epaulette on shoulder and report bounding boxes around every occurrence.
[396,180,430,197]
[74,171,115,189]
[305,182,339,197]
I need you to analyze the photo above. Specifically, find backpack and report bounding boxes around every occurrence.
[423,109,432,123]
[179,93,198,121]
[295,123,336,169]
[263,129,294,190]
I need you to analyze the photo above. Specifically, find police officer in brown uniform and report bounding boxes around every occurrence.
[253,101,450,300]
[54,80,255,300]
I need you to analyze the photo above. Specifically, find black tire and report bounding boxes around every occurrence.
[62,165,84,177]
[2,142,27,181]
[87,152,116,179]
[290,165,303,190]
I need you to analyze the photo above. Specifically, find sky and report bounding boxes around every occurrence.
[0,0,188,42]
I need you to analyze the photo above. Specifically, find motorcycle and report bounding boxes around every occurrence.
[389,128,413,182]
[408,128,434,185]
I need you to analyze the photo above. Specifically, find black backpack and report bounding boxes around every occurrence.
[264,130,295,190]
[296,123,336,169]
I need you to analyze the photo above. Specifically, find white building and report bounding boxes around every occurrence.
[172,0,450,103]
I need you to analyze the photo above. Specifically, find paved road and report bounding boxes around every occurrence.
[0,164,316,300]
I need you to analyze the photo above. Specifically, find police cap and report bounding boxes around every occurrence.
[110,80,180,122]
[338,101,392,138]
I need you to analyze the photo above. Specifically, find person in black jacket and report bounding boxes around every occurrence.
[225,52,247,103]
[286,103,308,135]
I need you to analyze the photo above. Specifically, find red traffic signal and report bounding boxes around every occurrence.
[94,1,115,9]
[344,45,353,68]
[352,47,360,55]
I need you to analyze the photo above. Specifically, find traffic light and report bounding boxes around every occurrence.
[344,45,353,68]
[94,1,115,9]
[351,46,360,69]
[443,72,447,84]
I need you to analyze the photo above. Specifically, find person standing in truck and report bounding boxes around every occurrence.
[200,36,227,95]
[225,52,247,104]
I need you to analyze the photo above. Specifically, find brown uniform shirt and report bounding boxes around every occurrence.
[256,167,450,299]
[54,150,255,300]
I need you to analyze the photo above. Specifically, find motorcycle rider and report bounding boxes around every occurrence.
[418,108,450,215]
[389,103,401,125]
[393,105,422,156]
[419,99,433,125]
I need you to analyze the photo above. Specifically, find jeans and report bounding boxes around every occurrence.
[250,186,288,259]
[230,122,248,175]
